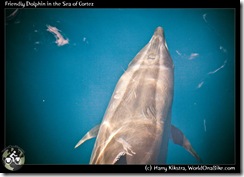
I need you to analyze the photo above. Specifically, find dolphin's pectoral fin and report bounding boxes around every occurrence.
[74,124,100,149]
[170,125,202,162]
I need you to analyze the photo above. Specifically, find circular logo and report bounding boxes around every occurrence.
[2,145,25,171]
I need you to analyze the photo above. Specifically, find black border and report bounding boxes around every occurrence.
[0,164,241,173]
[2,0,240,174]
[2,0,239,8]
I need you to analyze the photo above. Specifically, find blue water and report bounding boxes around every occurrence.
[5,9,235,165]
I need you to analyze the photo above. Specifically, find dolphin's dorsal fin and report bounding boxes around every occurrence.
[170,125,202,162]
[74,124,100,149]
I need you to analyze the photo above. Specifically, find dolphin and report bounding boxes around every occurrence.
[75,26,202,164]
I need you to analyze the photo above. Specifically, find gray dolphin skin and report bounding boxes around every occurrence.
[75,26,202,164]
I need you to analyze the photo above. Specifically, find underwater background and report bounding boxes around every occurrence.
[5,8,235,165]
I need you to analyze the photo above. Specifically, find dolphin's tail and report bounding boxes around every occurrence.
[170,125,202,163]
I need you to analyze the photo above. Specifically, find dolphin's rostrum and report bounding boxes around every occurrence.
[75,26,202,164]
